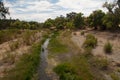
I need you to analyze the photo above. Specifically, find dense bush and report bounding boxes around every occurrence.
[54,63,81,80]
[83,34,97,48]
[104,42,112,53]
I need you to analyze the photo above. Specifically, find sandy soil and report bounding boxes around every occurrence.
[72,30,120,64]
[71,30,120,80]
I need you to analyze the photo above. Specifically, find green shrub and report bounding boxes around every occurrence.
[83,34,97,48]
[104,42,112,53]
[54,63,81,80]
[81,31,84,35]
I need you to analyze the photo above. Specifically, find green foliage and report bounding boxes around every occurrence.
[0,1,9,19]
[54,63,81,80]
[88,10,105,30]
[104,42,112,53]
[11,20,31,29]
[83,34,97,48]
[74,13,84,29]
[0,19,41,30]
[66,22,74,29]
[103,0,120,29]
[66,12,77,22]
[102,13,115,30]
[54,16,66,29]
[43,18,54,28]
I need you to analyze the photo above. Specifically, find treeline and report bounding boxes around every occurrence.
[43,0,120,31]
[0,0,120,30]
[0,19,43,30]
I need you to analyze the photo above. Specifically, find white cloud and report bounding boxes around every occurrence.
[4,0,113,22]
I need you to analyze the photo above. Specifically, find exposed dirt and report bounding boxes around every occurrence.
[72,30,120,63]
[71,30,120,80]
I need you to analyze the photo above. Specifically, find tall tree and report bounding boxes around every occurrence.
[88,10,105,30]
[74,13,84,29]
[43,18,54,28]
[0,1,9,19]
[66,12,77,22]
[54,15,66,29]
[103,0,120,29]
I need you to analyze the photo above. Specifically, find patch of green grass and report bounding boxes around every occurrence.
[104,42,112,54]
[83,34,97,48]
[48,37,68,57]
[2,42,42,80]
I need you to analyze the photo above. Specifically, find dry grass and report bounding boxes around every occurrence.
[0,30,42,79]
[9,41,20,51]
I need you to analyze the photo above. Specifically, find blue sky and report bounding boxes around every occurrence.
[4,0,114,22]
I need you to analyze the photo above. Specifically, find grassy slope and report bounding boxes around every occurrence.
[0,30,48,80]
[1,42,42,80]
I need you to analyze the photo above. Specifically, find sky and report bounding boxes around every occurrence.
[3,0,114,22]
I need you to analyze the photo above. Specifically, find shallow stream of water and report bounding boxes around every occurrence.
[39,39,50,80]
